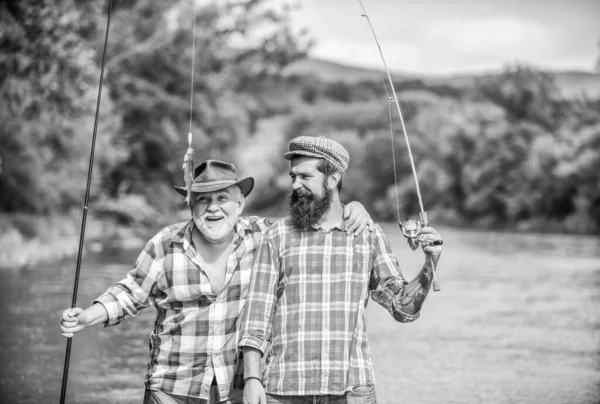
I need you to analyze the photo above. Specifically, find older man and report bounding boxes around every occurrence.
[239,137,444,404]
[60,160,372,404]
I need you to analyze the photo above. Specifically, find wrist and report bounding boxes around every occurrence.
[244,376,262,385]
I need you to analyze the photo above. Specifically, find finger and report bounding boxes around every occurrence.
[418,228,438,237]
[63,308,82,320]
[61,319,79,328]
[354,220,367,237]
[342,205,350,220]
[60,324,77,333]
[421,238,443,246]
[345,216,362,235]
[367,218,374,231]
[423,246,442,255]
[61,332,73,338]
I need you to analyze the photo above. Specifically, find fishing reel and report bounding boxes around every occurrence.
[399,212,443,292]
[398,212,443,251]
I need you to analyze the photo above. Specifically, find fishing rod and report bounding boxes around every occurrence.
[182,0,198,206]
[357,0,442,291]
[59,0,114,402]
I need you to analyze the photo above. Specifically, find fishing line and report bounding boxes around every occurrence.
[358,0,441,291]
[188,0,197,138]
[60,0,114,402]
[380,77,401,224]
[357,0,425,215]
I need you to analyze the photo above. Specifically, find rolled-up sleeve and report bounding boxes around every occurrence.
[368,227,420,323]
[94,240,161,326]
[238,230,280,354]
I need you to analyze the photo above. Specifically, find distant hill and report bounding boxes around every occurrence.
[283,57,600,99]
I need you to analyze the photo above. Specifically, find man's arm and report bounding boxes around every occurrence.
[397,226,443,314]
[243,347,266,404]
[238,227,282,404]
[59,237,162,337]
[369,225,443,321]
[60,303,108,337]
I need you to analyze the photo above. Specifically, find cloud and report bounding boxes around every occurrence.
[291,1,599,74]
[428,17,548,56]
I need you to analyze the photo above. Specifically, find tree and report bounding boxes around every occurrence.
[478,64,564,130]
[0,0,124,213]
[102,0,311,205]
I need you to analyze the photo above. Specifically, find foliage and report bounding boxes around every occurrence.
[0,0,124,213]
[270,71,600,233]
[1,1,598,235]
[102,0,311,205]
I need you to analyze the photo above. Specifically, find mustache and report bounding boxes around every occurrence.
[292,189,314,200]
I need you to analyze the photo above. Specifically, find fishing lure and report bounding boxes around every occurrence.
[182,132,195,206]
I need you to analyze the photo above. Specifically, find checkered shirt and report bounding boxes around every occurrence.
[284,136,350,174]
[238,218,419,396]
[94,216,270,401]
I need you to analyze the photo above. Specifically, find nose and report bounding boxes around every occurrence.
[291,177,302,191]
[206,201,220,212]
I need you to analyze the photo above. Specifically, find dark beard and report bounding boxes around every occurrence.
[289,186,333,230]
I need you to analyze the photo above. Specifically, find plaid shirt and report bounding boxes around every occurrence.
[238,218,419,396]
[94,216,270,400]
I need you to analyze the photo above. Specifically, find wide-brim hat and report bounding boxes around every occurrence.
[174,160,254,197]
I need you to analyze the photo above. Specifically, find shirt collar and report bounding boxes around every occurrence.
[311,220,344,233]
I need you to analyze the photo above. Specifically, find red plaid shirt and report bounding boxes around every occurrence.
[238,218,419,396]
[95,216,270,400]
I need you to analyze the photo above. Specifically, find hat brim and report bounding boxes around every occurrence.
[283,150,326,161]
[174,177,254,198]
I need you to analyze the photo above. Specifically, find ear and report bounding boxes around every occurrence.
[327,172,341,191]
[237,193,246,215]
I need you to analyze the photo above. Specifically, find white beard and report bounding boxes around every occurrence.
[194,216,236,243]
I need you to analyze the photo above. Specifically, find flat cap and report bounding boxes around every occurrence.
[284,136,350,175]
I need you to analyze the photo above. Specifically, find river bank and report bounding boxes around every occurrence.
[0,213,172,271]
[1,210,598,271]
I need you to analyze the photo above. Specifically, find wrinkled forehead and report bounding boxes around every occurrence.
[193,185,241,199]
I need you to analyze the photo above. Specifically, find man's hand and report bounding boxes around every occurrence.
[60,308,87,338]
[418,226,443,263]
[243,378,266,404]
[342,201,374,236]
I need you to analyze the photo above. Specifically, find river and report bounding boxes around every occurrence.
[0,224,599,404]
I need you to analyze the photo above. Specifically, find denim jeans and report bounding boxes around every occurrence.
[265,385,377,404]
[143,388,243,404]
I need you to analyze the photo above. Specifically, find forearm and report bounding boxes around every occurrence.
[81,303,109,328]
[397,260,434,315]
[243,347,263,379]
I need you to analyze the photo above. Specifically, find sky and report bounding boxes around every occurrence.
[284,0,600,75]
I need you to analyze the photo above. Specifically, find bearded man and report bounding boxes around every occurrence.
[59,159,372,404]
[239,136,444,404]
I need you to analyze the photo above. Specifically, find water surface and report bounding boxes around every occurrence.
[1,224,599,403]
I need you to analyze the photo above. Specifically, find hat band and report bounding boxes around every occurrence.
[189,180,240,192]
[192,179,238,187]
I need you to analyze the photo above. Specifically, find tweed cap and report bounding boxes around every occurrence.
[284,136,350,175]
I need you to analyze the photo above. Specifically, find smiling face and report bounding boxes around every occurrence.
[191,185,245,244]
[289,156,339,229]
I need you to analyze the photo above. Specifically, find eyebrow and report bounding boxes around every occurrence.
[289,168,310,176]
[196,190,231,199]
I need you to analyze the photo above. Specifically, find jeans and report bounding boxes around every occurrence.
[143,388,243,404]
[265,385,377,404]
